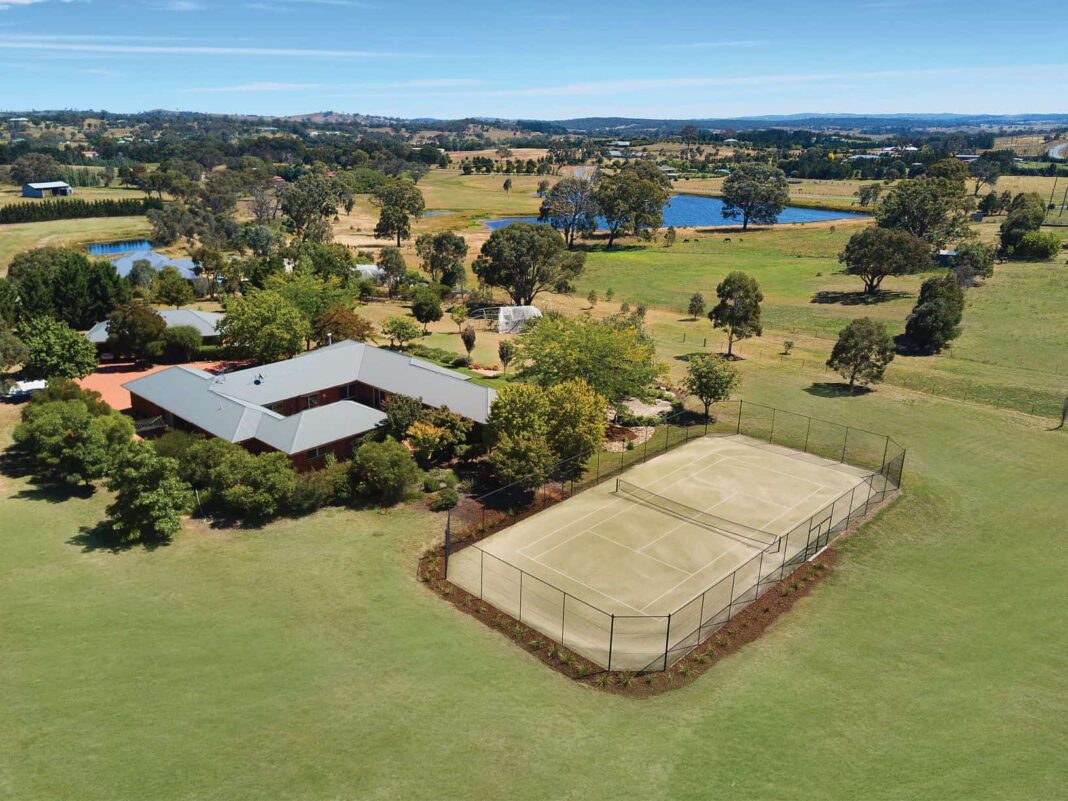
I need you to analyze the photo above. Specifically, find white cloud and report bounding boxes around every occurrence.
[0,0,87,8]
[0,39,411,57]
[665,40,768,49]
[183,81,323,93]
[185,77,483,94]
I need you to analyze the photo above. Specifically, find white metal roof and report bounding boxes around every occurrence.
[122,365,386,455]
[25,181,72,189]
[86,309,223,343]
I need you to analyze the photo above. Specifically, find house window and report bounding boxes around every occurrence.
[301,394,320,410]
[305,446,326,460]
[340,382,360,400]
[267,401,286,414]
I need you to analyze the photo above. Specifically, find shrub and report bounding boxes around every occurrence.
[1012,231,1060,261]
[289,459,350,515]
[350,438,421,505]
[428,488,460,511]
[14,399,133,486]
[422,468,459,492]
[383,393,424,437]
[161,325,202,362]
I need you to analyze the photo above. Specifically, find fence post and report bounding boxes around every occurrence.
[607,614,616,672]
[561,593,567,645]
[880,437,889,474]
[663,614,672,672]
[444,510,452,577]
[479,548,484,598]
[698,593,706,642]
[518,571,524,623]
[768,409,776,444]
[840,427,849,463]
[803,416,812,453]
[643,429,649,462]
[736,400,743,434]
[596,448,600,482]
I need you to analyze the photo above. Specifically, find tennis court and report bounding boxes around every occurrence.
[447,434,883,670]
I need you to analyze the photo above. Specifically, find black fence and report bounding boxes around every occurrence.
[443,400,905,672]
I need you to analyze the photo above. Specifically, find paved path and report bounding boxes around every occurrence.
[1048,142,1068,160]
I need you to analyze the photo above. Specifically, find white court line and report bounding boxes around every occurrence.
[636,490,740,553]
[588,531,692,576]
[638,546,746,613]
[500,547,646,615]
[759,485,833,531]
[516,444,729,560]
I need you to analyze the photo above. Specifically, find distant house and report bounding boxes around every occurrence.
[608,140,631,147]
[658,165,679,178]
[85,309,225,348]
[936,249,959,266]
[81,150,99,159]
[124,340,497,469]
[22,181,73,198]
[954,154,981,162]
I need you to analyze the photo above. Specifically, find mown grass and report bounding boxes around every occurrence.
[0,215,152,274]
[1,359,1065,801]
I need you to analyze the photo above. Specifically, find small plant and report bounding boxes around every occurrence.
[620,301,630,313]
[617,671,634,688]
[586,290,598,308]
[595,672,612,687]
[605,287,615,302]
[511,624,524,640]
[528,638,543,650]
[644,675,655,685]
[558,651,572,666]
[783,339,794,355]
[814,561,826,571]
[547,644,559,660]
[429,488,459,511]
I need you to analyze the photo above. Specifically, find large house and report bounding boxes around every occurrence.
[124,340,497,470]
[86,309,224,348]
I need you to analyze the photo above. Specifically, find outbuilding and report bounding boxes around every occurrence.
[22,181,73,198]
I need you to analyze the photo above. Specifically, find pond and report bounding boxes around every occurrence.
[87,240,197,279]
[483,193,866,231]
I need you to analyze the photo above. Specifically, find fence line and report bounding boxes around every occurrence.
[443,400,905,672]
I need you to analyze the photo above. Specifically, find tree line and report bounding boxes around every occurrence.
[0,197,162,225]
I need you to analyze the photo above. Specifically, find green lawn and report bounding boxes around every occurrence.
[2,357,1066,800]
[574,221,933,338]
[0,216,152,274]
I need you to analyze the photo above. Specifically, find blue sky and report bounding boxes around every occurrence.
[1,0,1065,119]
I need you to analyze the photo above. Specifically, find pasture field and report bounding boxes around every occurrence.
[0,184,146,208]
[0,216,152,274]
[2,350,1065,800]
[673,176,872,210]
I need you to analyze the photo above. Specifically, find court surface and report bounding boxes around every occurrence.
[447,435,878,668]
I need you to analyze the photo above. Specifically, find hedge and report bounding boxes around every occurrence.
[0,197,163,225]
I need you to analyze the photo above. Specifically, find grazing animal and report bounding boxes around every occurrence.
[723,237,731,243]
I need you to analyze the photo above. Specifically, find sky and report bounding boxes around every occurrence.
[0,0,1066,120]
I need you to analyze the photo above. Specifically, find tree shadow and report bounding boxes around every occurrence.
[16,483,96,504]
[810,290,911,306]
[805,382,874,398]
[67,521,171,553]
[674,351,742,363]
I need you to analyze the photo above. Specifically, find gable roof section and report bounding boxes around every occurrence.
[86,309,224,344]
[207,341,496,424]
[123,365,385,455]
[26,181,72,189]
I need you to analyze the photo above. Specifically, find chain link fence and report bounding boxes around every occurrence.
[444,400,905,672]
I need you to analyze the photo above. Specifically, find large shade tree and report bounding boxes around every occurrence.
[839,227,934,294]
[827,318,895,389]
[372,179,425,246]
[472,223,585,306]
[708,271,763,356]
[719,163,790,230]
[518,313,662,401]
[594,162,671,247]
[538,177,599,247]
[875,177,971,247]
[219,290,310,362]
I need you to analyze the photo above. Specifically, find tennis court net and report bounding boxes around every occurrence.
[615,479,781,551]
